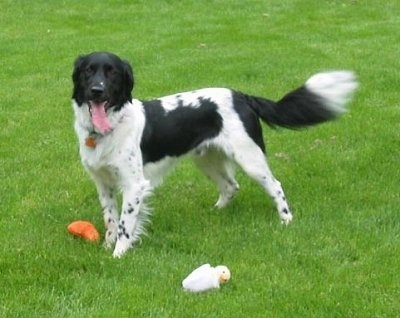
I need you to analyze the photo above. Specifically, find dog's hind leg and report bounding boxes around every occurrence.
[230,138,293,224]
[193,150,239,209]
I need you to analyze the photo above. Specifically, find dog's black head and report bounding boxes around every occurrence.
[72,52,134,111]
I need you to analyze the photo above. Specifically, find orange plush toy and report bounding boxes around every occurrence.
[67,221,100,242]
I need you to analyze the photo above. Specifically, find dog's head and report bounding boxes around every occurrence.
[72,52,134,111]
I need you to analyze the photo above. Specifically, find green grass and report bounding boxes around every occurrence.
[1,0,400,317]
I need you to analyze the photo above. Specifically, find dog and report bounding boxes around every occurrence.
[71,51,357,258]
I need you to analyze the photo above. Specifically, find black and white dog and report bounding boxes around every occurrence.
[71,52,357,258]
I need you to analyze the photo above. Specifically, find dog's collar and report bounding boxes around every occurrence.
[85,129,113,148]
[85,131,99,148]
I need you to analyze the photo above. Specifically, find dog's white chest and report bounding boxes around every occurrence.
[73,100,146,172]
[80,134,115,169]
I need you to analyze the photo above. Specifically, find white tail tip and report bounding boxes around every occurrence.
[306,71,359,114]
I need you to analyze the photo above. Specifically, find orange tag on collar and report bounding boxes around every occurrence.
[85,136,96,148]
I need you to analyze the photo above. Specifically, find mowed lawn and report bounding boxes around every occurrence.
[1,1,400,317]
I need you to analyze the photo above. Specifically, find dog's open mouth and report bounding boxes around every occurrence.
[89,101,112,134]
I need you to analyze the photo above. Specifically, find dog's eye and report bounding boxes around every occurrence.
[107,67,117,76]
[85,66,94,76]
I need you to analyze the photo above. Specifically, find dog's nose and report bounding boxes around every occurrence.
[91,85,105,95]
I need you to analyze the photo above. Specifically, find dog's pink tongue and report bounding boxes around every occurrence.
[90,102,111,133]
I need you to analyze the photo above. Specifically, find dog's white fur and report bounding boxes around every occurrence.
[73,69,357,258]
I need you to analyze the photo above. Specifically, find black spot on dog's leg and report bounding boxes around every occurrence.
[125,203,135,214]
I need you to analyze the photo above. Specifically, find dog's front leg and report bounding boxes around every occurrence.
[113,177,152,258]
[91,172,120,249]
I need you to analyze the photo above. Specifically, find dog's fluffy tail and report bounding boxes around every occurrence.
[247,71,358,128]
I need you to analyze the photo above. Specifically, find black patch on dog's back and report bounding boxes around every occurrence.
[140,98,223,163]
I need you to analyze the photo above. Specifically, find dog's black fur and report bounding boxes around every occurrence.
[141,98,223,163]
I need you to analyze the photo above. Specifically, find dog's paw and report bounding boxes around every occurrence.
[214,196,230,209]
[214,183,239,209]
[112,239,131,258]
[279,209,293,225]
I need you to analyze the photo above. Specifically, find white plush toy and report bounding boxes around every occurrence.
[182,264,231,292]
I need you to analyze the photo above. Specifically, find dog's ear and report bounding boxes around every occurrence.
[72,55,85,85]
[72,55,86,103]
[122,59,134,102]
